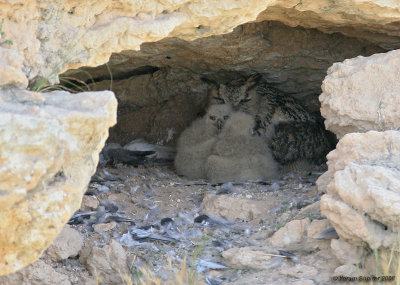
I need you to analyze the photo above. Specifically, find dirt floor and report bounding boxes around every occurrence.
[36,163,342,285]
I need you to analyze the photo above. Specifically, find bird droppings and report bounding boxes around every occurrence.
[8,163,341,284]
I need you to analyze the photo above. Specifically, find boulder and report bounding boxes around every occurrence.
[320,49,400,138]
[45,224,84,261]
[0,65,117,274]
[318,131,400,249]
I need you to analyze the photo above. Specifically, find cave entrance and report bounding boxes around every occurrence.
[58,20,386,175]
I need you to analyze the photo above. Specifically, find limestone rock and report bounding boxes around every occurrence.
[320,49,400,138]
[333,264,359,278]
[45,224,84,261]
[222,247,272,270]
[0,48,28,88]
[203,193,277,221]
[1,0,398,85]
[0,88,117,275]
[81,239,130,285]
[0,0,271,81]
[258,2,400,50]
[331,239,364,265]
[318,131,400,249]
[269,218,311,248]
[321,194,396,249]
[89,68,209,145]
[79,20,383,144]
[306,219,331,239]
[317,131,400,195]
[0,259,71,285]
[80,195,100,211]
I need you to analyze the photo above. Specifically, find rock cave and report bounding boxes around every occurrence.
[61,19,385,147]
[1,1,400,284]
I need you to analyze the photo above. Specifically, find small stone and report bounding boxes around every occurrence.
[333,264,359,277]
[222,247,271,269]
[80,195,100,211]
[203,193,277,221]
[93,221,117,232]
[269,219,311,248]
[81,239,129,285]
[46,224,84,261]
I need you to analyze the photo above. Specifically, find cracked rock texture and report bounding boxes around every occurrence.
[0,0,272,82]
[320,49,400,138]
[87,67,210,145]
[1,0,400,277]
[0,48,117,275]
[79,239,130,285]
[1,0,399,83]
[318,131,400,249]
[203,193,278,221]
[76,20,384,144]
[2,0,400,145]
[2,0,399,145]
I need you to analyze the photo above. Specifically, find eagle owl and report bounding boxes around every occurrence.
[174,104,233,179]
[205,111,279,183]
[209,75,331,166]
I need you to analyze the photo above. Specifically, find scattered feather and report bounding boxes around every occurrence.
[195,259,228,271]
[314,227,339,240]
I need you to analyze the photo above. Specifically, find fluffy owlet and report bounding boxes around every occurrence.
[210,75,331,166]
[205,111,279,183]
[174,104,233,179]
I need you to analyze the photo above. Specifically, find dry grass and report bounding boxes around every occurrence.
[128,257,204,285]
[370,243,400,285]
[355,239,400,285]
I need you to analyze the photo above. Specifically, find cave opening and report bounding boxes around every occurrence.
[58,20,387,174]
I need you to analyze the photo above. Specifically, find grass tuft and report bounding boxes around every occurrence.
[126,257,204,285]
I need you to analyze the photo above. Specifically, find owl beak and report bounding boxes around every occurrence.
[217,119,223,130]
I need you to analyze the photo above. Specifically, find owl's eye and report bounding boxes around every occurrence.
[209,116,216,120]
[240,97,251,103]
[223,115,230,120]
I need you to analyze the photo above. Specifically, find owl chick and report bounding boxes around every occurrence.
[209,74,331,166]
[205,112,279,183]
[174,104,233,179]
